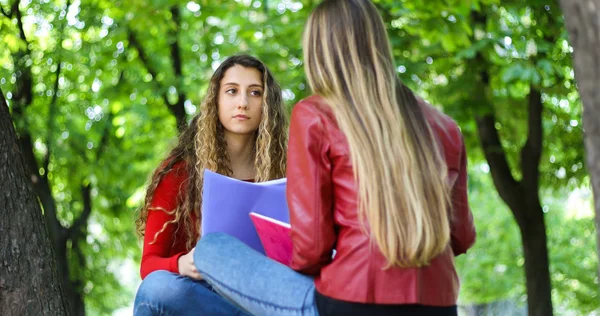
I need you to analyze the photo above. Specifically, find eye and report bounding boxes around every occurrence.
[225,88,237,95]
[250,90,263,97]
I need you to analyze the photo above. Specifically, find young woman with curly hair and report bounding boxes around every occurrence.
[133,54,287,316]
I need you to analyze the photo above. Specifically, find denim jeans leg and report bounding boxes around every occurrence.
[195,233,319,316]
[133,270,251,316]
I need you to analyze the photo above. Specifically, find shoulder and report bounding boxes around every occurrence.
[418,98,464,156]
[161,159,188,176]
[291,95,337,131]
[147,159,190,209]
[156,159,189,192]
[292,95,333,119]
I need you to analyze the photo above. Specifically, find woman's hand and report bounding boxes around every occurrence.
[178,247,202,280]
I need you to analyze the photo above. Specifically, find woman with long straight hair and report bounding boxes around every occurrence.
[195,1,476,315]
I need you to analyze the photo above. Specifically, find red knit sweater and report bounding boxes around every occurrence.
[140,161,197,280]
[139,161,253,280]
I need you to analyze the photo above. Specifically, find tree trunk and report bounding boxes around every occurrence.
[52,237,84,316]
[477,108,554,315]
[67,292,84,316]
[559,0,600,286]
[473,62,553,314]
[517,198,553,316]
[0,90,69,315]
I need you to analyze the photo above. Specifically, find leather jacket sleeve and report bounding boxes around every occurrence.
[450,138,476,255]
[286,100,336,275]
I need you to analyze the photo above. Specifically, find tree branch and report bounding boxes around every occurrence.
[518,5,559,193]
[10,0,32,118]
[67,183,92,240]
[128,32,170,104]
[168,5,187,132]
[44,60,61,173]
[66,72,115,239]
[127,31,161,85]
[13,0,28,49]
[44,0,71,191]
[475,111,522,211]
[95,109,113,161]
[469,8,523,215]
[520,87,543,191]
[67,69,121,242]
[128,30,184,125]
[170,6,183,80]
[1,5,11,18]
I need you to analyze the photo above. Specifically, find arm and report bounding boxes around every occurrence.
[287,100,336,275]
[140,166,187,279]
[450,138,476,255]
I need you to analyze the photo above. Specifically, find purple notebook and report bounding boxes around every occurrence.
[200,169,289,254]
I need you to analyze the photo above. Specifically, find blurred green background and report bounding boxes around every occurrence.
[1,0,596,315]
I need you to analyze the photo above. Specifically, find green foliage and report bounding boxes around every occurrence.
[546,188,599,314]
[390,2,577,170]
[456,165,526,304]
[456,167,599,312]
[0,0,595,314]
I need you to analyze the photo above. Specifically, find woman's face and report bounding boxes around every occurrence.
[218,64,264,136]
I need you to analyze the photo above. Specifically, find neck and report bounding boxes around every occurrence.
[224,131,256,180]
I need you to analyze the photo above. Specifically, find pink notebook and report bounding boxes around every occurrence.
[249,212,293,266]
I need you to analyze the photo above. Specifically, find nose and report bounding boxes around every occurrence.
[237,95,249,110]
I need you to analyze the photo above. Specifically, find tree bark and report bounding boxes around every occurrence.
[518,197,552,316]
[0,89,69,315]
[559,0,600,287]
[6,1,88,313]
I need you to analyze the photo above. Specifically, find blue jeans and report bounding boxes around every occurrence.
[133,270,251,315]
[195,233,319,316]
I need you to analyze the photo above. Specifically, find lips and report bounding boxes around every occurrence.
[234,114,250,120]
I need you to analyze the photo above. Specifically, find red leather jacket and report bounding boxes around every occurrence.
[287,95,476,306]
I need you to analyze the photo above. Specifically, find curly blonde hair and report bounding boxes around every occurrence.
[136,55,288,250]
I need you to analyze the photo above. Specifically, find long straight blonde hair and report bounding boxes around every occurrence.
[303,0,451,267]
